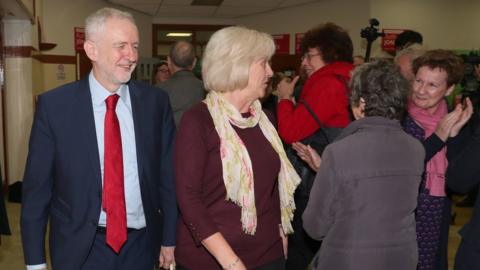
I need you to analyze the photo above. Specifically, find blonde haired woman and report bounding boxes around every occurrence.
[174,26,300,270]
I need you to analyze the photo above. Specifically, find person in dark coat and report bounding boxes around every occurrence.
[301,61,425,270]
[446,113,480,269]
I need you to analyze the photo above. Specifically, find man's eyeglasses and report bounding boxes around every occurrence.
[301,52,321,62]
[158,69,170,73]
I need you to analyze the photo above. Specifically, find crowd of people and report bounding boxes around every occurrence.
[18,6,480,270]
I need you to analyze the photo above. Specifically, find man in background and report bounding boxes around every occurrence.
[158,41,205,126]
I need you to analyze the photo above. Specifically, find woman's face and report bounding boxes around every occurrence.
[247,58,273,99]
[411,66,454,114]
[301,47,326,77]
[155,64,170,83]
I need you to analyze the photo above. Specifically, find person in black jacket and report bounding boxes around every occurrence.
[447,113,480,270]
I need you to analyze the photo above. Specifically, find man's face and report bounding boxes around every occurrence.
[86,17,139,91]
[301,47,326,77]
[395,53,415,84]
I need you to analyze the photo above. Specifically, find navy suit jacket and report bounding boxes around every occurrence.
[21,77,177,269]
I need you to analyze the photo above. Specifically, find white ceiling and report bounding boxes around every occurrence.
[107,0,323,18]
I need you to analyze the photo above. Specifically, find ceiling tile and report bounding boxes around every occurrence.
[161,0,192,4]
[221,0,282,7]
[156,5,216,17]
[215,6,274,18]
[279,0,321,7]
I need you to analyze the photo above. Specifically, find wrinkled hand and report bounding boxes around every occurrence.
[279,225,288,259]
[435,106,463,142]
[292,142,322,172]
[159,246,175,269]
[450,97,473,137]
[277,76,299,100]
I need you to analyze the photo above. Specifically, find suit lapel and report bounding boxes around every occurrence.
[128,81,145,183]
[74,78,102,189]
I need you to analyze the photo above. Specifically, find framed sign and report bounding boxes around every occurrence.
[381,29,405,52]
[74,27,85,52]
[272,34,290,55]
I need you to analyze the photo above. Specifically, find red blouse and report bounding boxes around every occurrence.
[174,102,283,269]
[277,61,354,144]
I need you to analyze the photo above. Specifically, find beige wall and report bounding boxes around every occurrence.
[41,63,76,92]
[41,0,153,58]
[371,0,480,54]
[236,0,370,56]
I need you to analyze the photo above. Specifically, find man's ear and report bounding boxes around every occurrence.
[83,40,97,62]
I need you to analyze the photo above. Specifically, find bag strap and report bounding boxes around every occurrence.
[299,99,331,144]
[299,75,349,144]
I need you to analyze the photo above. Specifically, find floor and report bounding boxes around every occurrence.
[0,198,474,270]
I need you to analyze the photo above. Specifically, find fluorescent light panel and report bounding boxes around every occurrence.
[166,32,192,37]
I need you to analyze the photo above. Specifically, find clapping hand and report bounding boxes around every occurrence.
[435,97,473,141]
[292,142,322,172]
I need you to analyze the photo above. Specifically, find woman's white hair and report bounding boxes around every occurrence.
[202,26,275,93]
[85,7,136,41]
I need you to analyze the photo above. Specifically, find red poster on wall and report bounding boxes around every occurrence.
[74,27,85,52]
[295,33,304,55]
[381,29,405,52]
[272,34,290,54]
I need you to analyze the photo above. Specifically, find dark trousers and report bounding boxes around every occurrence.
[454,239,480,270]
[435,197,452,270]
[286,193,321,270]
[82,228,153,270]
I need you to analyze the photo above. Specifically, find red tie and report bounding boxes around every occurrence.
[103,94,127,253]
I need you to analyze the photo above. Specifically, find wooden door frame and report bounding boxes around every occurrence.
[0,19,8,192]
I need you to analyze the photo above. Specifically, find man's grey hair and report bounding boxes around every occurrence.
[85,7,136,41]
[169,41,196,69]
[394,44,426,64]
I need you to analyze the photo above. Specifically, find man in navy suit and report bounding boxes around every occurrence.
[21,7,177,270]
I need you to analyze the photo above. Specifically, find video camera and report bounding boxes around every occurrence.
[360,19,385,62]
[360,18,384,43]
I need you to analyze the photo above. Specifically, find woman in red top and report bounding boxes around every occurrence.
[276,23,354,270]
[277,23,354,143]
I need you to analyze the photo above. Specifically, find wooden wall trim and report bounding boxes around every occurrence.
[4,46,34,58]
[32,54,76,64]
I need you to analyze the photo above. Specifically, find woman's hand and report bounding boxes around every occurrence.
[279,225,288,259]
[292,142,322,172]
[277,76,299,101]
[450,97,473,137]
[201,232,246,270]
[435,105,463,142]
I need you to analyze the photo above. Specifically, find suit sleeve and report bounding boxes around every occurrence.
[21,95,54,265]
[159,96,178,246]
[302,146,337,240]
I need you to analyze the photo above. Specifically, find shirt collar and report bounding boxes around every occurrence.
[89,72,129,106]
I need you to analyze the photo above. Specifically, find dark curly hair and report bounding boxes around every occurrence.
[350,60,410,120]
[300,23,353,63]
[412,49,464,87]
